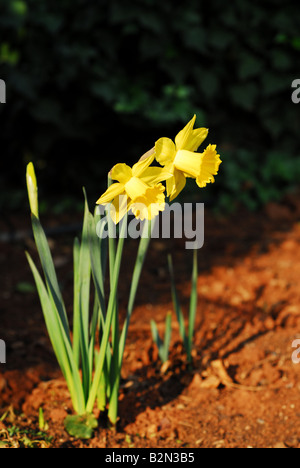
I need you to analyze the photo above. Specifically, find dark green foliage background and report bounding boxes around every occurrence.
[0,0,300,212]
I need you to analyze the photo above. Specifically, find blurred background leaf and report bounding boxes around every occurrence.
[0,0,299,213]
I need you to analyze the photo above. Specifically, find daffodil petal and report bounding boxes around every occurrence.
[96,183,125,205]
[184,127,209,152]
[196,144,222,188]
[131,184,165,221]
[155,137,176,166]
[166,176,175,199]
[174,115,196,150]
[110,194,131,224]
[175,115,208,152]
[111,163,132,184]
[140,166,173,185]
[132,151,155,177]
[125,176,149,200]
[167,169,187,202]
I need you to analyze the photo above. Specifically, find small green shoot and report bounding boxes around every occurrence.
[151,312,172,363]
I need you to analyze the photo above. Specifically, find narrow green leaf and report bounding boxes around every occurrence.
[31,215,70,339]
[107,176,116,281]
[87,212,111,396]
[151,312,172,364]
[73,237,81,366]
[26,252,68,378]
[163,312,172,362]
[188,250,198,354]
[150,320,164,360]
[78,190,92,401]
[168,254,187,347]
[106,179,121,425]
[97,370,107,412]
[26,252,85,414]
[86,214,128,414]
[87,214,106,327]
[119,219,153,366]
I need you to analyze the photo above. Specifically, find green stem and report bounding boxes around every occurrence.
[119,219,153,367]
[86,213,127,414]
[107,177,120,424]
[187,249,198,364]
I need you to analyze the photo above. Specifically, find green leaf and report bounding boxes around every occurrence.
[88,214,107,322]
[188,250,198,355]
[271,50,291,71]
[196,69,219,98]
[86,214,128,414]
[10,1,27,15]
[151,320,164,357]
[291,37,300,50]
[15,281,35,294]
[168,255,187,345]
[163,313,172,361]
[151,312,172,364]
[261,73,287,96]
[229,83,258,111]
[119,219,153,366]
[31,215,70,339]
[238,54,263,80]
[26,252,85,414]
[73,237,81,367]
[208,29,233,50]
[64,414,98,440]
[76,190,92,402]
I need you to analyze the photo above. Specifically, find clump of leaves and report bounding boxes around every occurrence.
[151,250,198,365]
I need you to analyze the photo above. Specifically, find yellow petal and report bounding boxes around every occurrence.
[124,176,149,200]
[175,115,196,150]
[140,166,173,185]
[174,149,201,179]
[184,127,209,152]
[131,184,165,221]
[96,183,125,205]
[132,151,155,178]
[196,144,222,188]
[175,115,208,152]
[110,194,131,224]
[111,163,132,183]
[26,162,39,218]
[155,137,176,166]
[167,169,187,202]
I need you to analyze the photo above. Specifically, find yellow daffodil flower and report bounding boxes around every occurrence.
[131,184,165,221]
[26,162,39,218]
[155,115,222,201]
[96,150,169,223]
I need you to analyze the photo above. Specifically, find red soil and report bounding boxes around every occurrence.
[1,196,300,448]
